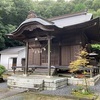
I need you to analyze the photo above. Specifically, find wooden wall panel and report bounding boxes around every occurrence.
[28,49,33,65]
[61,45,80,66]
[33,48,40,65]
[51,45,60,66]
[61,33,81,46]
[61,46,71,66]
[28,48,40,65]
[70,45,80,62]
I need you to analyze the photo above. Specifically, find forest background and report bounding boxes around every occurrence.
[0,0,100,50]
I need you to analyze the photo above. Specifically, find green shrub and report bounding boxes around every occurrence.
[0,65,6,76]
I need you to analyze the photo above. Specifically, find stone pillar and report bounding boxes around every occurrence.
[48,36,51,76]
[24,41,29,76]
[90,69,93,78]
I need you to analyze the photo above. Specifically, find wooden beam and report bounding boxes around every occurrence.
[28,36,54,41]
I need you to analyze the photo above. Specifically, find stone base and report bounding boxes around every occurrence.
[7,75,67,90]
[68,74,100,86]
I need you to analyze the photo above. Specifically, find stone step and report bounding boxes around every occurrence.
[33,68,56,75]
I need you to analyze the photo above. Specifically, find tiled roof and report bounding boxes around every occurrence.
[17,12,92,29]
[0,46,25,54]
[52,13,92,28]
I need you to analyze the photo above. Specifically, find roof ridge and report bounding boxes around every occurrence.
[38,17,54,24]
[48,11,87,21]
[0,46,25,51]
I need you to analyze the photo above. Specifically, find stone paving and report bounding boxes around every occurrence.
[0,82,27,100]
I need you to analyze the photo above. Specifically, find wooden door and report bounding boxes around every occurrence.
[28,48,41,65]
[12,58,17,66]
[41,45,60,66]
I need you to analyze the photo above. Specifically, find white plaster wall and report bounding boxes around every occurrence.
[17,49,25,66]
[0,54,18,70]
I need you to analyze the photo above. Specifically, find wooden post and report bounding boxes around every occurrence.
[99,67,100,74]
[24,41,29,76]
[48,36,51,76]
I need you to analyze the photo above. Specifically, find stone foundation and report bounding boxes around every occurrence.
[7,75,67,90]
[44,78,67,90]
[68,74,100,86]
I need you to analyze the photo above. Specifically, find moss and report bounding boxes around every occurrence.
[72,91,97,99]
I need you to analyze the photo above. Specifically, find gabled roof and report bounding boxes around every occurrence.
[51,12,92,28]
[18,12,92,28]
[0,46,25,54]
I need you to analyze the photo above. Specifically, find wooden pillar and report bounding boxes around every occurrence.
[48,36,51,76]
[98,68,99,74]
[24,41,29,76]
[99,67,100,74]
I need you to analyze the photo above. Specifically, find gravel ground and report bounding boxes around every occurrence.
[0,81,7,90]
[0,80,100,100]
[40,80,100,96]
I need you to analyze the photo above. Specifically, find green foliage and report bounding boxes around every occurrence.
[0,0,99,50]
[72,90,95,99]
[91,44,100,50]
[0,65,6,76]
[73,4,86,13]
[92,0,100,11]
[0,34,5,50]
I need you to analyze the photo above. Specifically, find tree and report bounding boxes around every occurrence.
[0,0,33,50]
[0,0,99,50]
[92,0,100,11]
[69,49,90,93]
[73,3,86,13]
[70,49,89,73]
